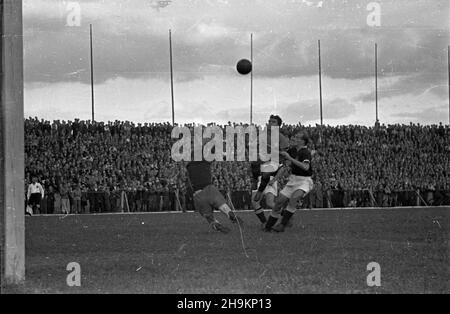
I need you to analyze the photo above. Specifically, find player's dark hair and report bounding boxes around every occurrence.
[270,115,282,126]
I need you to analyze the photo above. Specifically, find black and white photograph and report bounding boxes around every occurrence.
[1,0,449,298]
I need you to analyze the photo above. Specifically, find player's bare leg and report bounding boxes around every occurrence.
[265,193,276,210]
[272,190,306,233]
[252,190,278,228]
[253,190,263,203]
[254,172,271,203]
[252,190,267,225]
[264,194,289,232]
[279,194,295,228]
[219,203,244,226]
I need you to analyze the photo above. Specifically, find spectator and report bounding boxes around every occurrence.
[46,185,55,214]
[72,184,82,214]
[81,185,90,213]
[54,188,62,214]
[60,183,70,214]
[27,176,44,215]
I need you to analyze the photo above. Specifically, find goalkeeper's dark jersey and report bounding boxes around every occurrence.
[186,161,212,192]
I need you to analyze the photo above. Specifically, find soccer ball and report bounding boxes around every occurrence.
[236,59,252,75]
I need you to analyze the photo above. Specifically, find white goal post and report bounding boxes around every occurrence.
[1,0,25,285]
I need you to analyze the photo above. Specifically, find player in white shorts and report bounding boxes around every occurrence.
[264,131,314,233]
[251,115,290,225]
[251,161,280,227]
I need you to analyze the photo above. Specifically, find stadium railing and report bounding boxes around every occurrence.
[31,189,450,215]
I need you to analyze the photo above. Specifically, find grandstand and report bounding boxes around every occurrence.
[25,118,450,214]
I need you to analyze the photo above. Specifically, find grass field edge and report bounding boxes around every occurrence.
[28,205,450,218]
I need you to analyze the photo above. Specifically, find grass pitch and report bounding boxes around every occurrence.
[4,207,449,294]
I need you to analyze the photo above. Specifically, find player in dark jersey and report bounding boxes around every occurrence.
[251,115,290,226]
[264,131,314,233]
[186,160,244,234]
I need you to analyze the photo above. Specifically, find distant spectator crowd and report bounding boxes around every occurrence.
[25,118,450,214]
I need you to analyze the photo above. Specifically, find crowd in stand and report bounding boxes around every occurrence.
[25,118,450,214]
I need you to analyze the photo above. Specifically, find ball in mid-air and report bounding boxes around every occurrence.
[236,59,252,75]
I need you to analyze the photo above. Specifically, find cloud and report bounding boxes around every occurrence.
[23,0,450,85]
[355,72,448,102]
[279,98,356,124]
[391,106,448,124]
[23,17,242,84]
[22,0,450,125]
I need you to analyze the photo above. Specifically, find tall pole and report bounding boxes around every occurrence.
[448,45,449,125]
[1,0,25,284]
[169,29,175,126]
[318,40,323,127]
[90,24,95,122]
[250,33,253,125]
[375,43,378,124]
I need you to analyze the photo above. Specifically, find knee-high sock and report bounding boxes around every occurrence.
[265,212,281,230]
[280,204,296,226]
[252,199,267,223]
[255,208,267,224]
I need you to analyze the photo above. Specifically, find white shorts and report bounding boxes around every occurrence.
[260,161,281,173]
[280,175,314,199]
[253,176,278,197]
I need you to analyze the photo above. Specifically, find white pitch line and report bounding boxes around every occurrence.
[28,206,449,218]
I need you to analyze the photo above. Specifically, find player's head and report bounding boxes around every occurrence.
[32,176,38,183]
[268,115,282,127]
[292,131,310,147]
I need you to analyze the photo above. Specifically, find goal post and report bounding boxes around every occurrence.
[1,0,25,285]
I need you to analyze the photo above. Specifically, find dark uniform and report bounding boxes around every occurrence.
[265,146,314,232]
[287,147,313,177]
[279,147,314,198]
[186,161,227,218]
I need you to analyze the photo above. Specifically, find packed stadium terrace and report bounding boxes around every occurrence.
[25,118,450,213]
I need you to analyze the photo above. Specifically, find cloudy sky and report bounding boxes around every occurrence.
[23,0,449,126]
